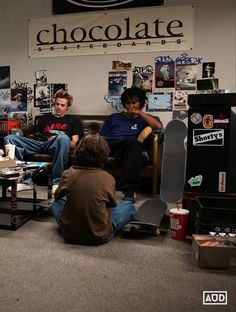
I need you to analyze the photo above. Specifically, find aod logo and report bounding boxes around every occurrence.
[203,291,227,305]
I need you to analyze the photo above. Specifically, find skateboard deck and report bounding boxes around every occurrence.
[122,198,167,236]
[160,119,187,203]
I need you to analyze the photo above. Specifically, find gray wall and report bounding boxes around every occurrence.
[0,0,235,126]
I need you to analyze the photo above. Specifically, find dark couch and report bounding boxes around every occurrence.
[22,115,163,194]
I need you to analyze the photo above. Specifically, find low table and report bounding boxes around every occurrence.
[0,162,52,230]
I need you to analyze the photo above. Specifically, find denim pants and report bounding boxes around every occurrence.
[51,198,136,240]
[4,134,71,185]
[107,139,143,192]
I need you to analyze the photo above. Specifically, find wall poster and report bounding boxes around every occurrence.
[29,6,194,58]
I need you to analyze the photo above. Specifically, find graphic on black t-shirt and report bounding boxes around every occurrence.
[36,114,83,139]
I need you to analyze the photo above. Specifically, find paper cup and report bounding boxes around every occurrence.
[5,144,15,159]
[170,208,189,240]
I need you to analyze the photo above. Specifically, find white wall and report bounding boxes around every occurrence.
[0,0,235,126]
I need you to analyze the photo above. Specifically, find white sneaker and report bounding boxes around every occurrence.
[52,184,59,195]
[8,183,33,192]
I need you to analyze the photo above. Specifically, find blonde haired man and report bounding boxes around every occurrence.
[4,90,83,192]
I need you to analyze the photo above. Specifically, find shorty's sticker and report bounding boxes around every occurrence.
[193,129,224,146]
[188,175,203,187]
[190,112,202,124]
[203,114,213,128]
[218,172,226,192]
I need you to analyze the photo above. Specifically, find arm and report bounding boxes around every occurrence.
[35,116,44,133]
[70,117,83,147]
[128,108,163,129]
[106,176,117,208]
[99,115,113,138]
[138,111,163,129]
[71,134,79,148]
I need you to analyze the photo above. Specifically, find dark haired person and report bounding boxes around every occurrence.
[100,87,163,202]
[52,134,135,246]
[4,90,83,193]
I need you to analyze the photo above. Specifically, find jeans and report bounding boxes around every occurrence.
[4,134,71,185]
[107,139,143,192]
[51,199,136,240]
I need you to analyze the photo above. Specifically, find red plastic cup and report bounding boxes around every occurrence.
[170,208,189,240]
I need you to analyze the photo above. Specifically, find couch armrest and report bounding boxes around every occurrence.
[20,124,37,138]
[148,129,164,194]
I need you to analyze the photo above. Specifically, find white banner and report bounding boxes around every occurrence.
[29,6,194,58]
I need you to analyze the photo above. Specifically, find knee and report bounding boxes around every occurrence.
[4,134,15,144]
[128,140,142,148]
[125,140,143,152]
[122,201,136,217]
[55,134,70,146]
[128,203,136,217]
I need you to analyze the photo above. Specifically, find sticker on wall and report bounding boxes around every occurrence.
[190,112,202,124]
[132,66,153,92]
[11,88,28,112]
[172,110,188,122]
[147,93,172,112]
[202,62,215,78]
[188,175,203,187]
[197,78,219,91]
[0,104,8,117]
[218,172,226,192]
[0,66,10,89]
[193,129,224,146]
[0,89,10,117]
[50,83,68,105]
[203,114,213,128]
[104,95,123,112]
[175,53,202,65]
[176,64,197,90]
[155,61,175,89]
[112,61,132,71]
[0,89,11,103]
[34,84,51,108]
[10,112,28,127]
[35,70,47,86]
[172,91,188,110]
[108,71,127,96]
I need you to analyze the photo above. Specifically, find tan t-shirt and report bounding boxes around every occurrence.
[55,166,117,245]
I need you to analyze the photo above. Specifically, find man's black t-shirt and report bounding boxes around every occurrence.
[36,114,83,140]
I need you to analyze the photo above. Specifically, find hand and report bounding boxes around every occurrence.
[126,107,140,117]
[48,135,56,141]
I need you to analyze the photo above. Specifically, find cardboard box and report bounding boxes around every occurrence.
[0,158,17,168]
[192,234,236,269]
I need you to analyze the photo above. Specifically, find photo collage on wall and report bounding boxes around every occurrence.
[0,66,69,127]
[0,66,32,125]
[105,54,220,116]
[34,70,68,113]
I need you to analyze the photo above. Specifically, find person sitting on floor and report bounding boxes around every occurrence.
[4,90,83,193]
[100,87,163,202]
[51,134,136,246]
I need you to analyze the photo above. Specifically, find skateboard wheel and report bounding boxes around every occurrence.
[153,228,160,236]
